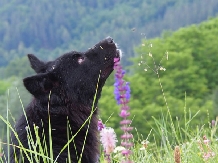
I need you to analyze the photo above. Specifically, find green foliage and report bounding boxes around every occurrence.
[0,0,218,68]
[99,17,218,139]
[0,80,11,95]
[1,93,218,163]
[100,106,218,162]
[0,77,31,136]
[1,56,34,79]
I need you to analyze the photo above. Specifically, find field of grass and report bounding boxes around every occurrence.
[0,102,217,163]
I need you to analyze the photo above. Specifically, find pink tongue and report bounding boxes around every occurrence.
[114,57,119,63]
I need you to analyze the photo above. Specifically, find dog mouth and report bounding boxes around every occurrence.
[101,47,122,78]
[83,37,121,78]
[115,49,122,60]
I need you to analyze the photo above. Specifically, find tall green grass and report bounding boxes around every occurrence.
[0,93,218,162]
[99,105,218,163]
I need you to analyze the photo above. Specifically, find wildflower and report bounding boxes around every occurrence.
[159,66,166,71]
[113,146,126,161]
[198,135,215,161]
[100,127,118,155]
[114,146,126,153]
[139,147,146,151]
[211,119,216,127]
[98,120,116,163]
[140,140,149,150]
[114,58,134,163]
[98,119,105,131]
[148,52,152,57]
[121,149,132,156]
[120,110,130,118]
[125,82,131,100]
[203,152,215,160]
[203,135,210,145]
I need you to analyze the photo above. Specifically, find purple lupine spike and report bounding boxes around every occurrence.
[119,110,130,118]
[125,82,131,100]
[113,57,134,163]
[121,126,134,132]
[120,119,132,125]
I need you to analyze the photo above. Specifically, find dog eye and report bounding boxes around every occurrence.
[104,56,111,61]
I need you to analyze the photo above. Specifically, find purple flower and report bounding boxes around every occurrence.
[98,119,105,131]
[113,57,134,162]
[121,126,134,132]
[211,120,216,127]
[125,82,131,100]
[119,110,130,118]
[120,119,132,125]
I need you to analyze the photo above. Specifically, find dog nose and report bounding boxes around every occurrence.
[106,37,114,44]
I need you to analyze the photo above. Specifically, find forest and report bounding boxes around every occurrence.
[0,0,218,68]
[0,0,218,139]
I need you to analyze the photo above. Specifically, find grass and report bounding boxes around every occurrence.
[98,106,218,163]
[0,89,218,163]
[0,72,102,163]
[115,121,217,162]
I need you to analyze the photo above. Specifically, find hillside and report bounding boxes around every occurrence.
[1,16,218,138]
[0,0,218,68]
[99,17,218,137]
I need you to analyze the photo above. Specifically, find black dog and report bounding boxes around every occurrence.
[9,37,120,163]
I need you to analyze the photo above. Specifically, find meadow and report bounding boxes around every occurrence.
[0,55,217,163]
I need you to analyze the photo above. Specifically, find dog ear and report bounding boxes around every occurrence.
[28,54,45,73]
[23,73,55,96]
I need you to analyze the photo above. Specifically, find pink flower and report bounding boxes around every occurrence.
[198,135,216,160]
[120,110,130,118]
[203,152,215,160]
[100,127,118,154]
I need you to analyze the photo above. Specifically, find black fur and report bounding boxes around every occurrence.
[9,37,120,163]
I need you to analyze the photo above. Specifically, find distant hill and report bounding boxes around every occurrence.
[0,0,218,67]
